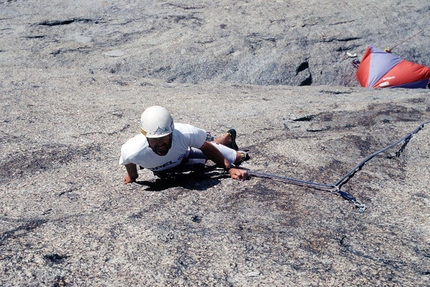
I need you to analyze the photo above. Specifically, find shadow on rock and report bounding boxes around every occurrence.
[135,169,228,192]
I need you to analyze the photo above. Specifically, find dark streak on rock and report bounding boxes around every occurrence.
[0,219,48,245]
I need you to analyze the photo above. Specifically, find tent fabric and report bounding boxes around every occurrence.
[356,46,430,88]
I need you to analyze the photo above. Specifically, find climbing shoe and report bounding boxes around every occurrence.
[227,129,239,151]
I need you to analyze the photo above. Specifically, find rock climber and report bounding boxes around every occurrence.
[119,106,250,184]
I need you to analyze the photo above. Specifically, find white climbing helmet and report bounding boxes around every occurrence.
[140,106,174,138]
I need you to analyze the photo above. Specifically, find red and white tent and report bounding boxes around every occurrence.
[356,46,430,88]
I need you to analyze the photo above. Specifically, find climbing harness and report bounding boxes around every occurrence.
[248,119,430,212]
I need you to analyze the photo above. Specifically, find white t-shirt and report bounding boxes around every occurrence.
[119,123,207,171]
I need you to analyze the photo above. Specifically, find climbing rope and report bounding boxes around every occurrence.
[334,119,430,188]
[248,170,367,212]
[248,119,430,212]
[247,171,336,192]
[349,28,425,68]
[384,28,425,53]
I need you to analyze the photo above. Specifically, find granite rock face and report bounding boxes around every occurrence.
[1,0,429,87]
[1,1,430,286]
